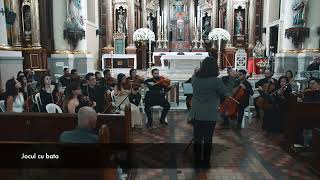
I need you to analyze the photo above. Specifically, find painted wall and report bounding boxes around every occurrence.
[304,0,320,49]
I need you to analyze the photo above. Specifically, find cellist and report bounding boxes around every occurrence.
[254,69,278,118]
[234,69,254,129]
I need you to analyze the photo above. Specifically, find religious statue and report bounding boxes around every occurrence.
[67,0,84,28]
[117,9,126,33]
[253,41,266,58]
[175,0,183,13]
[292,0,306,27]
[22,6,32,41]
[235,11,243,35]
[203,14,211,39]
[147,14,154,32]
[177,17,184,41]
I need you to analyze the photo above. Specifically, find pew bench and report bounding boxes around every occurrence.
[312,128,320,171]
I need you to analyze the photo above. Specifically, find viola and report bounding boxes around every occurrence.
[255,79,277,110]
[219,75,251,118]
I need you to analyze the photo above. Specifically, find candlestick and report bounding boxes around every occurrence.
[149,39,152,69]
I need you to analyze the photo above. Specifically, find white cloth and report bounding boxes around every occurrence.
[12,93,24,113]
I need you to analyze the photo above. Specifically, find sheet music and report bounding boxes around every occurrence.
[183,83,193,95]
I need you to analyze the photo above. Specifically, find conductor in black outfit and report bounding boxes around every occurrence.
[144,69,171,128]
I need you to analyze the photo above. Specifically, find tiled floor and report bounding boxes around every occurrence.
[130,111,319,180]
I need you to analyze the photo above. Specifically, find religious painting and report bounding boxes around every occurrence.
[202,12,211,40]
[234,8,245,36]
[116,7,127,34]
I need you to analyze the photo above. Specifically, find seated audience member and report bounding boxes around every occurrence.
[27,69,39,83]
[302,77,320,102]
[127,68,143,106]
[63,82,86,114]
[59,107,98,143]
[95,71,103,86]
[306,57,320,71]
[4,78,24,112]
[59,68,72,87]
[39,74,59,112]
[17,75,33,100]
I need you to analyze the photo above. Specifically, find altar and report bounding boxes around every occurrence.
[101,54,137,70]
[154,52,209,71]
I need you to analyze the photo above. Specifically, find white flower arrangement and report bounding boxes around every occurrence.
[256,60,269,68]
[133,28,155,42]
[208,28,231,41]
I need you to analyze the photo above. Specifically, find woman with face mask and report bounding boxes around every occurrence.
[39,74,59,112]
[4,78,24,112]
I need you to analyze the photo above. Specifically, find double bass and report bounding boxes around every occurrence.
[219,75,252,118]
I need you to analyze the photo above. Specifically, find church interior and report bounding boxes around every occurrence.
[0,0,320,179]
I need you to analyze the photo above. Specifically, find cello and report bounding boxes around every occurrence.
[219,74,252,119]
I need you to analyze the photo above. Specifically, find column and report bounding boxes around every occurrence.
[53,0,68,50]
[248,0,256,48]
[280,0,295,50]
[0,0,8,47]
[76,0,87,51]
[189,0,195,39]
[141,0,146,27]
[105,0,113,47]
[127,0,135,47]
[31,0,41,47]
[304,0,320,49]
[11,0,22,47]
[211,0,218,28]
[163,0,169,43]
[226,0,233,44]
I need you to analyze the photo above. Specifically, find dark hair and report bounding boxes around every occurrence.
[5,78,19,110]
[195,56,219,78]
[71,69,77,74]
[278,76,289,84]
[309,77,320,84]
[17,75,26,92]
[63,82,81,112]
[85,73,95,81]
[117,73,126,91]
[286,70,293,78]
[129,68,136,77]
[95,71,101,76]
[63,68,69,72]
[103,69,110,75]
[151,69,159,74]
[238,69,247,75]
[17,71,24,79]
[40,73,51,88]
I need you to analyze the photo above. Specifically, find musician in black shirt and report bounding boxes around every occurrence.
[254,69,278,118]
[81,73,105,113]
[144,69,171,128]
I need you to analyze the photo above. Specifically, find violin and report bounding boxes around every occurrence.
[154,76,171,87]
[219,75,251,118]
[106,77,117,87]
[255,79,277,110]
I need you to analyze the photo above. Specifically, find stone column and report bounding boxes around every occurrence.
[163,0,169,48]
[189,0,195,39]
[127,0,135,47]
[280,0,295,50]
[52,0,68,51]
[105,0,113,48]
[11,0,22,47]
[142,0,147,28]
[211,0,218,28]
[248,0,256,49]
[304,0,320,49]
[0,0,8,47]
[226,0,234,44]
[31,0,41,47]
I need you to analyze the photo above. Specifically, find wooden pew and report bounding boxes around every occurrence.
[312,128,320,171]
[285,97,320,146]
[0,104,134,180]
[0,104,131,143]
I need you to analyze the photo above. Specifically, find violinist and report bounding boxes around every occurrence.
[254,69,278,118]
[95,71,103,86]
[100,69,116,92]
[234,70,254,129]
[144,69,171,128]
[301,77,320,102]
[127,68,144,106]
[63,82,83,114]
[81,73,105,113]
[114,73,143,128]
[220,68,238,128]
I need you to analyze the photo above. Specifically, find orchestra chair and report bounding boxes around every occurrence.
[46,103,63,113]
[34,93,42,112]
[0,100,5,112]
